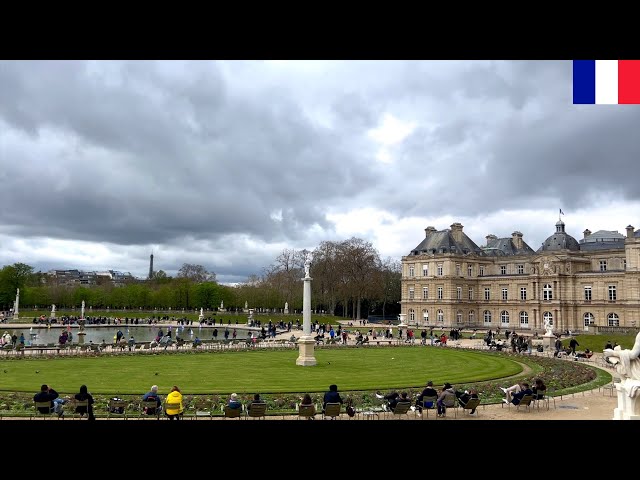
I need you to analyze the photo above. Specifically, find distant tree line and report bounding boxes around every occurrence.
[0,237,401,319]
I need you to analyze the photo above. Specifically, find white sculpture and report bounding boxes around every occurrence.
[220,300,224,309]
[244,301,248,309]
[543,317,553,336]
[200,307,204,316]
[304,252,312,278]
[285,302,288,310]
[604,331,640,382]
[81,300,85,319]
[51,304,56,313]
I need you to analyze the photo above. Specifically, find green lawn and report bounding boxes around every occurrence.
[561,334,637,352]
[0,347,521,395]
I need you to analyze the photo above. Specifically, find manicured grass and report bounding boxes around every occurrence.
[0,347,522,395]
[566,333,637,352]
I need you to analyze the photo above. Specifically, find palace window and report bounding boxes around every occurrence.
[409,309,415,322]
[409,264,415,277]
[543,284,553,301]
[520,287,527,301]
[437,264,443,276]
[484,287,490,300]
[468,287,474,300]
[479,265,485,276]
[437,287,443,300]
[437,309,444,322]
[457,311,463,324]
[500,265,507,275]
[456,264,461,276]
[584,286,592,301]
[468,265,473,277]
[468,310,475,323]
[483,310,492,324]
[608,312,619,327]
[409,287,414,300]
[608,285,617,301]
[584,312,594,327]
[456,286,462,300]
[519,311,529,326]
[600,260,607,272]
[500,310,510,325]
[517,264,524,274]
[423,309,429,323]
[422,287,428,299]
[502,288,508,301]
[423,264,428,276]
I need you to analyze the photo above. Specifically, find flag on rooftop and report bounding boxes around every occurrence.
[573,60,640,104]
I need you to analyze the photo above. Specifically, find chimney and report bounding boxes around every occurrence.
[425,226,437,237]
[485,234,497,246]
[583,229,591,239]
[511,231,523,250]
[450,222,464,243]
[627,225,635,238]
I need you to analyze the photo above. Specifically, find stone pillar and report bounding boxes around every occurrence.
[296,271,317,366]
[613,379,640,420]
[13,289,19,321]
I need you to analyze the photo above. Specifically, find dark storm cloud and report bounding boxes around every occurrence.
[0,60,376,247]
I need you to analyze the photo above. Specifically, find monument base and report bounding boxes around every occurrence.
[613,380,640,420]
[542,334,556,352]
[296,335,317,366]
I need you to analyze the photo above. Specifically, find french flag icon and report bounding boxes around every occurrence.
[573,60,640,104]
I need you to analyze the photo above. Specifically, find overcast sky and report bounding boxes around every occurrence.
[0,60,638,284]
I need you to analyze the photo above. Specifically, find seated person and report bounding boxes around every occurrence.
[247,393,263,409]
[456,388,479,414]
[532,378,546,400]
[416,380,439,412]
[227,393,242,410]
[509,382,533,405]
[500,382,524,403]
[382,390,399,411]
[322,384,343,411]
[436,383,456,416]
[142,384,162,415]
[74,384,95,420]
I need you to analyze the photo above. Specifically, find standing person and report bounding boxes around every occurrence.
[142,385,162,415]
[421,329,427,345]
[554,337,563,357]
[74,384,95,420]
[127,335,135,351]
[569,337,580,355]
[34,384,66,417]
[322,384,344,411]
[164,386,183,420]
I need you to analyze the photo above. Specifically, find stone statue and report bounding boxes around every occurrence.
[543,317,553,336]
[304,252,312,278]
[604,331,640,382]
[285,302,288,310]
[81,300,85,319]
[220,300,224,309]
[51,304,56,313]
[244,301,248,309]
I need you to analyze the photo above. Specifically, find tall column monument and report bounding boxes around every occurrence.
[13,288,19,321]
[296,252,317,366]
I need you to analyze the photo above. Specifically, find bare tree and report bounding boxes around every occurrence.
[177,263,216,283]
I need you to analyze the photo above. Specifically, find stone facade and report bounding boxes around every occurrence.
[400,220,640,333]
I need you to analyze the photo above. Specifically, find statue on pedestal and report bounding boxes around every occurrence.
[604,331,640,382]
[543,317,553,336]
[304,252,312,278]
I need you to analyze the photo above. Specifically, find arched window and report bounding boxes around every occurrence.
[543,311,553,326]
[543,284,553,301]
[468,310,475,324]
[422,309,429,324]
[519,311,529,326]
[456,310,463,324]
[500,310,510,325]
[409,309,415,322]
[437,309,444,323]
[584,312,594,327]
[483,310,492,324]
[608,312,619,327]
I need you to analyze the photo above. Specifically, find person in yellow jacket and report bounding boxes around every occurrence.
[164,385,184,420]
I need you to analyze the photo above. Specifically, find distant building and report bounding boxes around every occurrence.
[47,269,134,287]
[400,219,640,332]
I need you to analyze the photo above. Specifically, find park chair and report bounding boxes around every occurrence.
[223,405,243,419]
[440,393,458,418]
[387,401,412,419]
[420,395,438,418]
[164,401,184,419]
[515,394,534,411]
[33,401,58,420]
[460,397,481,416]
[72,399,90,419]
[296,403,317,420]
[138,400,161,419]
[322,402,342,420]
[533,389,555,410]
[245,402,267,420]
[107,398,128,419]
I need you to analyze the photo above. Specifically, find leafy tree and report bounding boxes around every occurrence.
[177,264,216,283]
